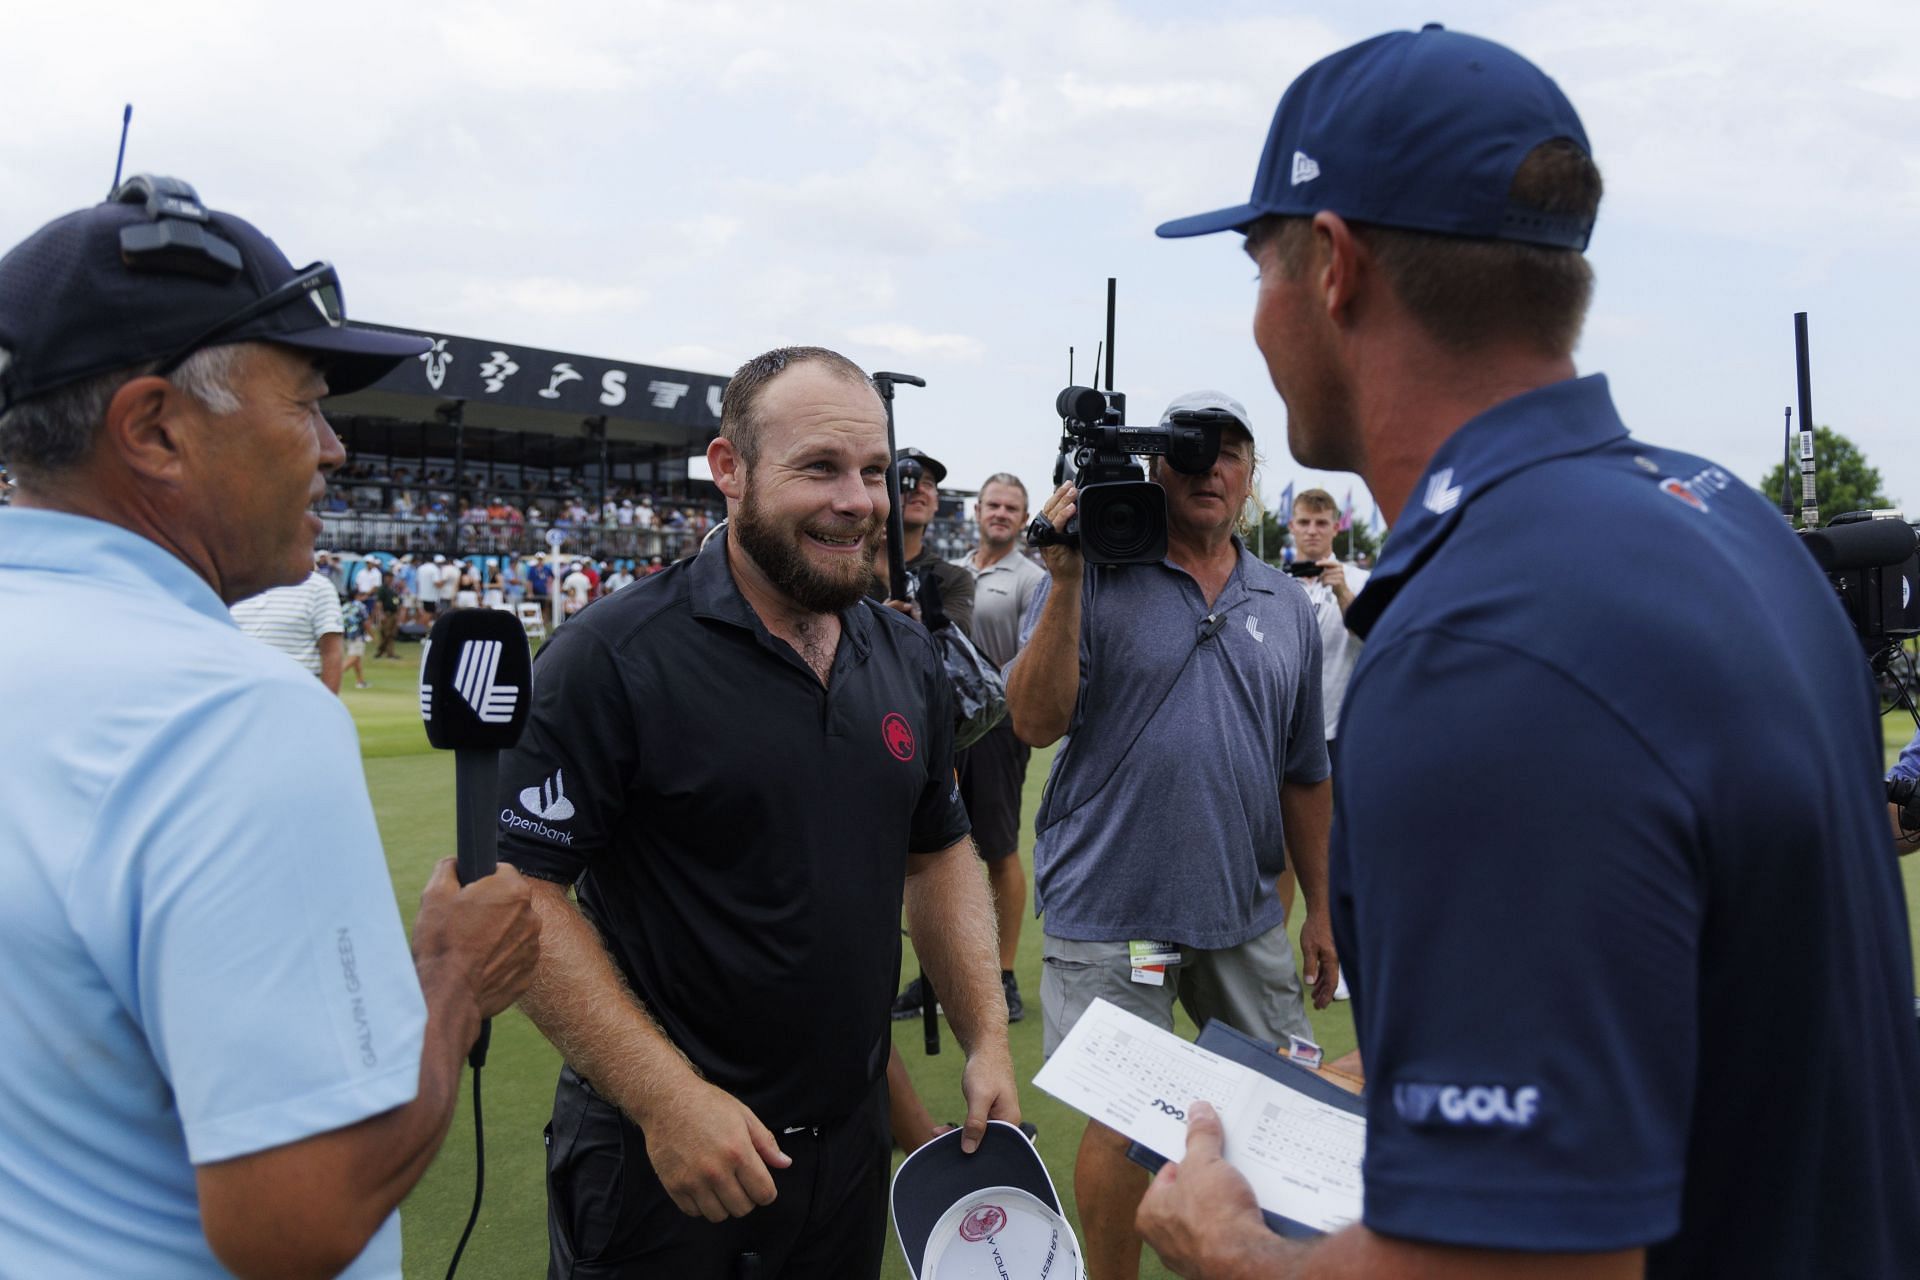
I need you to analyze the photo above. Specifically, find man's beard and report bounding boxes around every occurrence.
[731,485,880,614]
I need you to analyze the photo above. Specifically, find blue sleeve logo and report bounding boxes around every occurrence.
[1393,1082,1541,1129]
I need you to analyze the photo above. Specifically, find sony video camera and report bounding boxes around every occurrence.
[1026,385,1232,565]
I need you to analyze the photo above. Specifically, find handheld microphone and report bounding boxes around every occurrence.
[419,608,534,1066]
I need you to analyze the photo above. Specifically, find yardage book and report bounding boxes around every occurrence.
[1032,999,1366,1237]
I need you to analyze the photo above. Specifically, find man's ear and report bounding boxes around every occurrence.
[709,435,747,501]
[1313,211,1366,326]
[102,375,195,485]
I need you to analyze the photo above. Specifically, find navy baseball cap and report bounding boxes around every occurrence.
[1156,24,1593,250]
[0,175,428,413]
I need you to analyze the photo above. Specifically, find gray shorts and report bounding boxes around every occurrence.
[1040,923,1311,1057]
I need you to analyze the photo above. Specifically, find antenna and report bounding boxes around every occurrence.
[1780,406,1794,519]
[1795,312,1817,529]
[1068,346,1074,388]
[1104,277,1117,391]
[109,104,132,196]
[1091,342,1103,390]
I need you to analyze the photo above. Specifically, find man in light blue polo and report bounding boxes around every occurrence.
[0,176,539,1278]
[1005,388,1338,1280]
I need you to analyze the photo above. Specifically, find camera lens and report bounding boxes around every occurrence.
[1084,483,1163,562]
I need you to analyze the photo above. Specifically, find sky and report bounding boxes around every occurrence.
[4,0,1916,522]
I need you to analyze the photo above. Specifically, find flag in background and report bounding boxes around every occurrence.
[1279,480,1294,521]
[1337,487,1354,532]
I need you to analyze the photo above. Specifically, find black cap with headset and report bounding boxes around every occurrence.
[0,174,428,413]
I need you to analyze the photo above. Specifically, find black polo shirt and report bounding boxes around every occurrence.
[498,528,970,1126]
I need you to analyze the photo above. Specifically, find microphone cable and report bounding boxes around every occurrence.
[443,1064,486,1280]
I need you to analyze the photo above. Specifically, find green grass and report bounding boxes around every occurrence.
[352,648,1920,1279]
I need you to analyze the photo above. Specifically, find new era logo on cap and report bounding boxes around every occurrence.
[1291,150,1321,185]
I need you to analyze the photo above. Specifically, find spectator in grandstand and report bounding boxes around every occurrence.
[0,181,538,1278]
[230,559,347,694]
[483,562,506,609]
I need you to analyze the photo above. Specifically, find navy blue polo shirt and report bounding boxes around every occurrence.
[498,528,970,1126]
[1334,375,1920,1273]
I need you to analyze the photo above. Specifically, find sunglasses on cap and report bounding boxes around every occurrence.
[153,261,344,377]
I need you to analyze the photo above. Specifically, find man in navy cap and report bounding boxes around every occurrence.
[0,176,539,1278]
[1138,25,1920,1280]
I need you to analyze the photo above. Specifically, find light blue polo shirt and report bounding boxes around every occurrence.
[0,509,426,1278]
[1017,540,1328,948]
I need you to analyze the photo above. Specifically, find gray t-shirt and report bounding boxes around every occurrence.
[1015,544,1328,948]
[956,547,1046,670]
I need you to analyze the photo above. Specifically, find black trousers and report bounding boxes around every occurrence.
[545,1067,891,1279]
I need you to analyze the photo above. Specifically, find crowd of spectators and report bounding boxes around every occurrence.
[319,468,729,560]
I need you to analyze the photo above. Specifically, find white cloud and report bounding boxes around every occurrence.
[844,324,985,361]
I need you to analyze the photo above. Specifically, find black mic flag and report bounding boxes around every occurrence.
[420,608,533,884]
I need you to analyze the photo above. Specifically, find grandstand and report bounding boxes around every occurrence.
[317,324,977,564]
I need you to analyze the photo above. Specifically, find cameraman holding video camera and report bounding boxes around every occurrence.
[1134,24,1920,1280]
[1007,389,1337,1280]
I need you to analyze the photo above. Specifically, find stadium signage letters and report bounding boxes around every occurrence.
[362,325,730,430]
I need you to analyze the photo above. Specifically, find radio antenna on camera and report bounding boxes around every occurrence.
[108,104,133,196]
[1105,277,1117,391]
[1795,312,1818,529]
[1779,406,1794,519]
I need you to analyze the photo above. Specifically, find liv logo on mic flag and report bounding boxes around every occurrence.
[419,611,533,751]
[422,636,520,725]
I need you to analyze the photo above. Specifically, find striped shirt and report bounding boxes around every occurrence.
[230,573,343,676]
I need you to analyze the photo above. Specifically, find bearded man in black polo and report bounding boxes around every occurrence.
[498,346,1018,1279]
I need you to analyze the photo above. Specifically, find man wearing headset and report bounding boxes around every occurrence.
[0,179,539,1278]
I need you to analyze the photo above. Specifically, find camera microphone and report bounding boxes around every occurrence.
[1802,519,1917,573]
